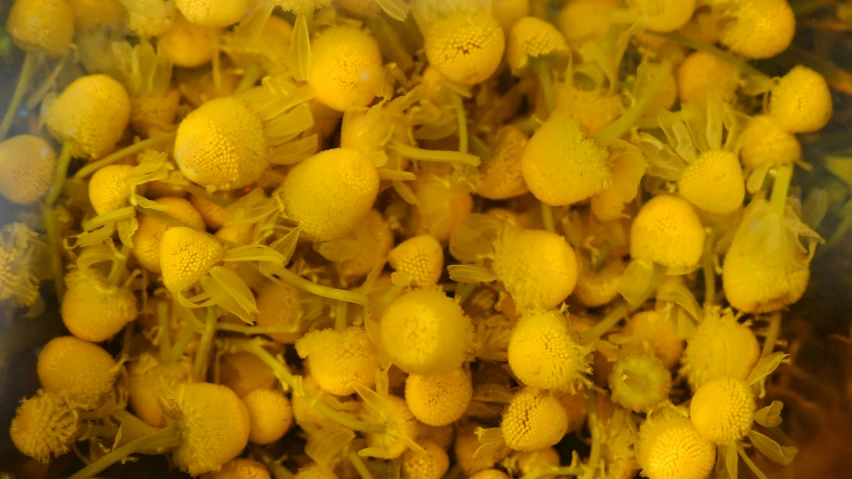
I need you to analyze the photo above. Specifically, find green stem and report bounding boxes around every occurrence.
[46,142,73,206]
[770,165,793,216]
[235,63,264,95]
[386,139,480,167]
[580,391,601,479]
[335,300,349,331]
[449,91,468,154]
[348,451,375,479]
[169,327,197,363]
[253,446,295,479]
[72,132,177,179]
[270,266,369,307]
[593,60,672,147]
[521,467,584,479]
[649,31,769,81]
[42,204,65,298]
[580,302,627,344]
[541,203,555,233]
[158,301,172,363]
[216,323,299,335]
[25,53,66,110]
[0,51,35,140]
[68,425,182,479]
[702,228,716,311]
[107,244,131,287]
[761,312,782,358]
[134,205,195,229]
[193,308,217,381]
[737,443,769,479]
[535,59,555,116]
[83,206,136,230]
[111,409,163,444]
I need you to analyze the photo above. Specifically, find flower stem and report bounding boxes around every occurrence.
[270,266,369,307]
[535,59,555,116]
[0,51,35,140]
[761,312,783,358]
[702,228,716,311]
[193,308,217,381]
[73,132,177,180]
[68,425,182,479]
[770,165,793,216]
[387,139,480,166]
[580,390,601,479]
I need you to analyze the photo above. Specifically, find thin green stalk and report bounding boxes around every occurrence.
[0,51,35,140]
[521,466,584,479]
[535,59,555,116]
[580,391,601,479]
[270,266,369,307]
[193,308,217,381]
[46,142,73,206]
[72,132,177,179]
[216,323,299,335]
[580,302,627,344]
[348,451,375,479]
[702,228,716,311]
[737,443,769,479]
[761,312,782,358]
[541,203,555,233]
[335,300,349,331]
[157,301,172,363]
[770,165,793,216]
[387,139,480,167]
[169,327,197,363]
[235,63,264,95]
[593,60,672,147]
[25,53,67,110]
[42,203,66,297]
[649,31,769,81]
[181,182,229,207]
[107,244,131,287]
[450,93,469,155]
[68,425,181,479]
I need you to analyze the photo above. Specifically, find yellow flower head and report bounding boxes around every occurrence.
[405,368,473,426]
[401,439,450,479]
[175,0,246,27]
[379,289,470,375]
[175,96,269,191]
[0,222,45,308]
[276,148,380,243]
[160,226,227,293]
[388,234,445,287]
[680,310,760,390]
[630,195,705,272]
[88,164,135,216]
[678,149,745,215]
[172,383,251,476]
[294,463,339,479]
[718,0,796,60]
[315,209,394,279]
[208,458,272,479]
[255,281,302,344]
[276,0,332,15]
[61,269,138,343]
[738,115,801,170]
[558,0,620,44]
[521,110,611,206]
[608,353,672,413]
[507,310,590,391]
[507,16,568,74]
[10,389,78,464]
[219,352,277,398]
[45,74,131,160]
[477,126,530,200]
[408,172,474,243]
[133,196,206,273]
[425,10,505,85]
[309,26,383,112]
[492,228,578,312]
[501,387,569,451]
[158,14,222,68]
[6,0,74,55]
[37,336,117,409]
[636,411,715,479]
[627,0,696,32]
[128,353,192,427]
[455,423,511,475]
[768,65,833,134]
[690,377,754,444]
[242,388,293,445]
[677,51,740,109]
[295,326,380,396]
[623,310,684,370]
[0,135,57,205]
[361,394,419,459]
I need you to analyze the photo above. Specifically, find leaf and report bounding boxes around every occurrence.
[375,0,409,21]
[746,352,788,386]
[747,429,798,466]
[288,14,311,83]
[117,217,138,248]
[200,266,258,324]
[305,424,355,471]
[754,401,784,428]
[725,442,739,479]
[447,264,497,283]
[223,244,287,265]
[391,180,419,205]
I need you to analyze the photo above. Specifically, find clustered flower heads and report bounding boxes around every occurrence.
[0,0,832,477]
